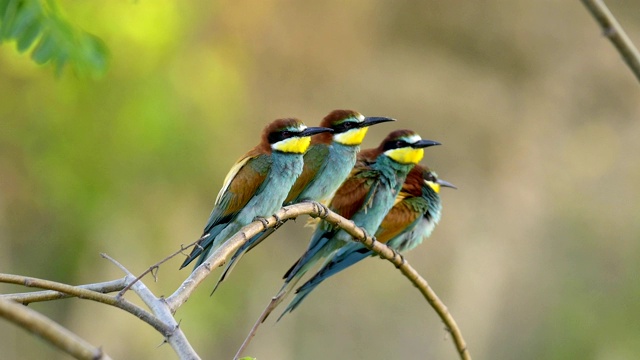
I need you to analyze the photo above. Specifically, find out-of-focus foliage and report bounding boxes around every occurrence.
[1,1,640,360]
[0,0,108,76]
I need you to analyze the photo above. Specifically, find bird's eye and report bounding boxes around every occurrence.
[338,122,355,131]
[281,131,291,138]
[396,140,407,147]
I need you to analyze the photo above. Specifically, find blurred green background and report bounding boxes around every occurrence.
[1,1,640,359]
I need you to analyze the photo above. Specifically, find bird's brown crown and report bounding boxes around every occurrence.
[313,110,360,144]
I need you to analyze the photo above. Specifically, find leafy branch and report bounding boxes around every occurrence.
[0,0,108,77]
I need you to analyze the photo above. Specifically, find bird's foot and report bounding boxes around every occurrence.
[370,236,378,248]
[391,249,406,268]
[357,227,371,243]
[253,216,269,230]
[310,201,329,219]
[273,213,285,228]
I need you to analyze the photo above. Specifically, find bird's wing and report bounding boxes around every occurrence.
[282,166,378,278]
[180,151,271,270]
[374,197,422,244]
[328,166,379,220]
[285,144,330,203]
[203,151,271,234]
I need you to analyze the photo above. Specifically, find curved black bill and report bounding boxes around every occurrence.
[411,139,441,148]
[436,178,457,189]
[360,116,395,128]
[299,126,334,137]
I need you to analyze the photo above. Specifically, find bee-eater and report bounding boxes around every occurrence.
[180,118,333,270]
[211,110,395,290]
[280,164,456,315]
[264,129,440,320]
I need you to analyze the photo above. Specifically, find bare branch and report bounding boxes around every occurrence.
[350,226,471,360]
[234,292,285,360]
[164,203,311,313]
[0,279,127,304]
[0,201,468,359]
[0,298,112,360]
[0,273,172,335]
[582,0,640,82]
[117,241,201,297]
[163,201,470,360]
[101,253,201,360]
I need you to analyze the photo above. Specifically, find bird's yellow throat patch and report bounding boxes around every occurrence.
[425,180,441,193]
[386,147,424,165]
[272,136,311,154]
[334,127,369,146]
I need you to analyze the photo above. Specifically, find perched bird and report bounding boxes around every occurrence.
[281,164,456,315]
[259,129,440,322]
[285,110,395,205]
[180,118,333,270]
[211,110,395,291]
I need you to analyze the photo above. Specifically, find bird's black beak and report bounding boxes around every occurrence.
[436,178,457,189]
[359,116,395,128]
[411,139,441,148]
[299,127,334,137]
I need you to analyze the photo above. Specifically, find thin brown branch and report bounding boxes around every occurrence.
[235,202,470,360]
[234,292,285,360]
[163,201,470,360]
[117,241,201,297]
[0,298,112,360]
[322,208,470,359]
[0,273,172,335]
[164,202,315,313]
[358,233,471,360]
[0,279,127,304]
[582,0,640,82]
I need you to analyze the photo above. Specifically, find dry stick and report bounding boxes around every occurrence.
[0,279,127,304]
[118,240,203,297]
[162,201,469,360]
[362,232,471,360]
[101,253,201,360]
[0,273,172,335]
[165,202,317,313]
[0,201,468,358]
[0,298,112,360]
[234,202,470,360]
[582,0,640,82]
[233,292,285,360]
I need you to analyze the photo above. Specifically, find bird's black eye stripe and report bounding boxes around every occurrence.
[383,139,409,151]
[333,121,357,133]
[268,130,296,144]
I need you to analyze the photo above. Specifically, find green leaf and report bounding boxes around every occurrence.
[31,30,55,63]
[0,0,110,77]
[0,0,19,39]
[15,16,39,51]
[8,1,36,38]
[81,33,108,75]
[0,0,14,19]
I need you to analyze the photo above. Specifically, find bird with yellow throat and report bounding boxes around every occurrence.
[180,118,333,270]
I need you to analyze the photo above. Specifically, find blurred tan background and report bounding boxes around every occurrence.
[2,1,640,359]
